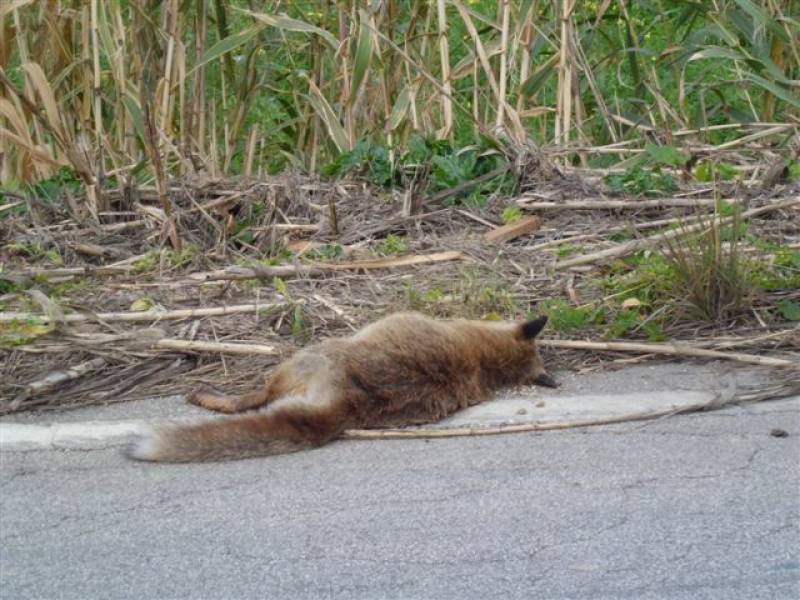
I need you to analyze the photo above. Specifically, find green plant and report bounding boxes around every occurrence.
[377,234,408,256]
[307,244,343,260]
[694,161,738,182]
[131,251,160,275]
[662,212,749,323]
[168,245,199,268]
[501,206,522,224]
[539,298,603,332]
[0,318,54,347]
[777,300,800,322]
[605,166,678,196]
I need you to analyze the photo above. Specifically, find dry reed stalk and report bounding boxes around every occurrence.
[154,339,277,356]
[556,198,799,269]
[436,0,453,138]
[541,339,798,370]
[0,303,283,324]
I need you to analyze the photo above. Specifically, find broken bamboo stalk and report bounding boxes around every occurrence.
[15,357,107,401]
[154,339,277,356]
[556,198,800,270]
[517,197,737,211]
[541,339,799,370]
[0,302,283,324]
[189,251,466,282]
[426,164,512,205]
[484,215,542,244]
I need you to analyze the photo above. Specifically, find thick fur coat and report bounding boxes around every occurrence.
[128,312,554,462]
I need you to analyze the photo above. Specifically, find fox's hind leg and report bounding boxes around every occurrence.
[188,387,275,413]
[188,364,307,414]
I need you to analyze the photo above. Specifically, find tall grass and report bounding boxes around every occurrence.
[0,0,797,207]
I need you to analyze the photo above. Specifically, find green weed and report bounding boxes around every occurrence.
[131,250,160,275]
[605,166,678,196]
[501,206,522,224]
[0,318,54,347]
[538,298,603,333]
[377,234,408,256]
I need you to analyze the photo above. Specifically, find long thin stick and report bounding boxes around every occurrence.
[556,198,799,269]
[541,339,798,369]
[0,303,282,324]
[154,339,277,356]
[518,197,737,210]
[190,251,466,282]
[339,379,798,440]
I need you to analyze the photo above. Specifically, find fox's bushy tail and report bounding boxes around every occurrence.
[127,406,344,463]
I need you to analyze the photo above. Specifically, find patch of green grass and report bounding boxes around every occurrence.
[777,300,800,322]
[0,276,26,294]
[694,161,738,182]
[377,234,408,256]
[129,296,157,312]
[48,280,87,300]
[605,166,678,196]
[539,298,604,332]
[168,244,199,268]
[131,250,160,274]
[4,242,63,265]
[403,270,518,320]
[747,246,800,292]
[306,244,343,260]
[0,318,54,347]
[556,243,579,258]
[501,206,522,224]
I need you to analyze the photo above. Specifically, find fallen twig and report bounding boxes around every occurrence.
[426,164,512,206]
[484,215,542,244]
[342,373,800,440]
[517,197,735,210]
[189,251,466,282]
[541,339,799,369]
[154,339,278,356]
[556,198,800,269]
[12,357,107,408]
[0,302,283,324]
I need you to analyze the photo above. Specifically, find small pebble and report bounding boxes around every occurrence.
[770,428,789,438]
[535,401,545,408]
[516,408,527,415]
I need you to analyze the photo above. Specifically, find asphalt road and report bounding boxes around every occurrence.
[1,398,798,600]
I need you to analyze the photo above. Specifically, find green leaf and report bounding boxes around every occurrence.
[687,46,744,62]
[777,300,800,321]
[744,74,800,109]
[191,27,259,75]
[349,12,374,107]
[272,277,290,298]
[122,94,146,143]
[388,86,411,131]
[520,54,559,98]
[645,144,689,168]
[239,9,338,48]
[306,78,349,152]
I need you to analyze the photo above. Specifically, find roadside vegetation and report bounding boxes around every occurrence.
[0,1,797,411]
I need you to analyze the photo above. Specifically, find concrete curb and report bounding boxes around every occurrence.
[3,393,798,453]
[0,421,147,451]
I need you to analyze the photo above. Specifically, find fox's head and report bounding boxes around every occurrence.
[516,315,557,388]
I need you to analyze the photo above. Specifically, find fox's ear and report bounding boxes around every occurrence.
[519,315,548,339]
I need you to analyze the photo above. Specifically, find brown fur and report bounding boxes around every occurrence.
[127,312,552,463]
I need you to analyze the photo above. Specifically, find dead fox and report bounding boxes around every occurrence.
[128,312,555,463]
